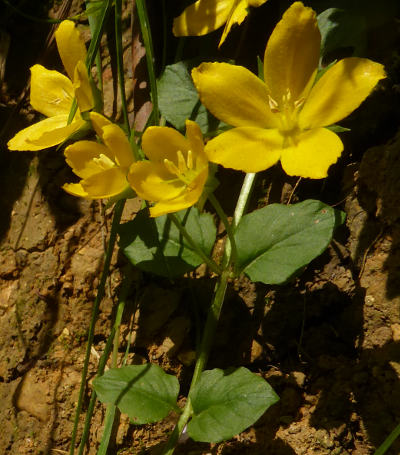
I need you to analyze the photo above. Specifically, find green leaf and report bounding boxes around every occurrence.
[326,124,351,133]
[93,364,179,424]
[235,200,345,285]
[158,60,224,134]
[119,207,216,278]
[187,368,279,443]
[317,8,367,59]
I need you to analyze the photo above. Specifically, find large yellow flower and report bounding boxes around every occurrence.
[8,20,94,151]
[192,1,386,178]
[173,0,268,47]
[63,113,134,199]
[127,120,208,217]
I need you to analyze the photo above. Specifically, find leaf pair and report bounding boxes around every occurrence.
[119,200,344,285]
[93,364,279,443]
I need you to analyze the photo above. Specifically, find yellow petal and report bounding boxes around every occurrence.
[150,167,208,217]
[55,20,87,81]
[264,1,320,104]
[90,112,113,139]
[219,0,248,47]
[248,0,268,6]
[7,115,84,151]
[280,128,343,179]
[205,126,282,172]
[74,60,94,112]
[192,62,279,128]
[63,182,89,198]
[81,167,129,199]
[299,57,386,129]
[185,120,208,168]
[128,161,185,201]
[64,140,113,178]
[101,124,134,168]
[30,64,74,117]
[142,126,190,162]
[173,0,234,37]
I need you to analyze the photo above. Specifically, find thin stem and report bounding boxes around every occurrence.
[115,0,130,135]
[233,173,256,228]
[161,173,258,454]
[69,199,125,455]
[168,213,222,275]
[162,270,230,455]
[208,193,238,267]
[135,0,159,125]
[374,423,400,455]
[77,326,115,455]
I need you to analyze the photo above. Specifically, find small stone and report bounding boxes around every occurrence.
[15,370,52,421]
[290,371,306,388]
[391,323,400,342]
[315,429,334,449]
[250,339,263,362]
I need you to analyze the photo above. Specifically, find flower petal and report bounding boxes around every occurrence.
[173,0,234,37]
[7,115,84,151]
[299,57,386,129]
[101,124,134,169]
[264,1,320,104]
[185,120,208,168]
[128,161,185,202]
[205,126,282,172]
[90,112,113,139]
[192,62,279,128]
[63,182,89,198]
[142,126,190,162]
[219,1,248,47]
[150,167,208,217]
[64,140,112,178]
[280,128,343,179]
[74,60,94,112]
[30,64,74,117]
[55,20,87,81]
[81,167,129,199]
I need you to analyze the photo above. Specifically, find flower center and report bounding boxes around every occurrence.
[93,154,116,170]
[268,88,305,142]
[163,150,197,187]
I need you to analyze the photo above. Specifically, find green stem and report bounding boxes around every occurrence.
[233,173,256,228]
[135,0,159,125]
[168,213,222,275]
[162,269,230,455]
[97,270,133,455]
[115,0,130,135]
[374,422,400,455]
[69,199,125,455]
[208,193,238,267]
[161,173,258,454]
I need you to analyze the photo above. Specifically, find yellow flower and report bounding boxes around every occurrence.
[173,0,268,47]
[8,20,94,151]
[63,113,134,199]
[192,1,386,179]
[127,120,208,217]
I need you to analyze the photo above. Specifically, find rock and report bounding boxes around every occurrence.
[15,370,52,421]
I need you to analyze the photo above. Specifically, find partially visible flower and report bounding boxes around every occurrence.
[8,20,94,151]
[173,0,268,48]
[128,120,208,217]
[192,1,386,178]
[63,113,134,199]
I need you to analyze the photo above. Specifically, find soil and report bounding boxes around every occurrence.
[1,1,400,455]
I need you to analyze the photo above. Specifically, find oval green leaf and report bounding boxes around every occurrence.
[235,200,345,285]
[93,364,179,424]
[187,367,279,443]
[119,207,216,278]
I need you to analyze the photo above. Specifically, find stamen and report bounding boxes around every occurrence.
[164,158,180,177]
[93,154,115,170]
[177,151,187,173]
[268,95,280,113]
[187,150,193,170]
[294,97,305,109]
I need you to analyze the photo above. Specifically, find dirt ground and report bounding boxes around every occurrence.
[1,1,400,455]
